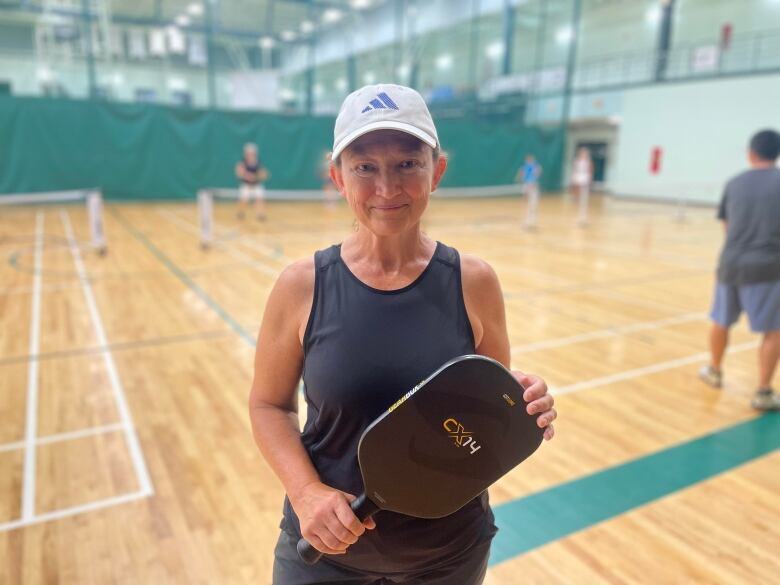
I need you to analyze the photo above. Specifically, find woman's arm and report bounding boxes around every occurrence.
[248,259,373,556]
[461,255,556,440]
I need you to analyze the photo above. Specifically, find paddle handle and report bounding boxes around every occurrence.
[296,492,380,565]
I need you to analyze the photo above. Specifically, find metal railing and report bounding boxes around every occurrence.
[573,29,780,91]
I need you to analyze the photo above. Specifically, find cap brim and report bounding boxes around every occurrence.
[332,120,437,160]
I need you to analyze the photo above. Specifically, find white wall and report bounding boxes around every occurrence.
[612,74,780,203]
[226,70,280,110]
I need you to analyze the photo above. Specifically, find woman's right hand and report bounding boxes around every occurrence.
[290,482,376,555]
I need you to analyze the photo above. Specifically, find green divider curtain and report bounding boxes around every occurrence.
[0,96,563,199]
[437,115,564,192]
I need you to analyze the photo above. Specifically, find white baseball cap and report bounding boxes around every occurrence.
[332,84,438,160]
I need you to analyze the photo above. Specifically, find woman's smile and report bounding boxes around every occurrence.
[372,203,408,212]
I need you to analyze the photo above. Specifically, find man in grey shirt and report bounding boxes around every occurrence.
[699,129,780,410]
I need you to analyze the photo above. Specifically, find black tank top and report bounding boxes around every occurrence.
[241,158,262,185]
[281,241,497,574]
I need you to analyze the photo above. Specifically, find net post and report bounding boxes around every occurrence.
[198,189,214,249]
[675,186,688,223]
[87,189,107,255]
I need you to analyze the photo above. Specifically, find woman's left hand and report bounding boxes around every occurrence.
[513,372,556,441]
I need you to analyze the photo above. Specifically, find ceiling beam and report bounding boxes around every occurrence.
[278,0,353,10]
[264,0,275,35]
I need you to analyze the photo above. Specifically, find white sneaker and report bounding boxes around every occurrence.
[751,389,780,411]
[698,365,722,388]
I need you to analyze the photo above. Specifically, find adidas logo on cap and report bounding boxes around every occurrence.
[361,92,400,113]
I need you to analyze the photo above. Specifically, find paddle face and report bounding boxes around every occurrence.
[357,354,544,518]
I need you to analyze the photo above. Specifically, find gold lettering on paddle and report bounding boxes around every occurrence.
[443,418,481,454]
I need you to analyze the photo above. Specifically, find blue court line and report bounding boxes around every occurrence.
[110,208,256,347]
[489,413,780,566]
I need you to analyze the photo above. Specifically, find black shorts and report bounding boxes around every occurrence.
[272,530,491,585]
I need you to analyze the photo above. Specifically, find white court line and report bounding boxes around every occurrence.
[21,211,43,521]
[511,312,705,354]
[61,211,154,497]
[0,423,125,454]
[1,282,83,297]
[0,441,23,454]
[0,491,149,533]
[156,209,280,277]
[37,422,126,446]
[551,340,759,396]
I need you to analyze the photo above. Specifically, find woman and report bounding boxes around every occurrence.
[249,84,556,585]
[570,147,593,226]
[235,142,269,220]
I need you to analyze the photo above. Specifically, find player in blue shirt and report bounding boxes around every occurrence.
[516,154,542,229]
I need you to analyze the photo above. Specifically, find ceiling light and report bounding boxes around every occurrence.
[323,9,343,24]
[556,26,573,45]
[435,54,453,70]
[486,41,503,60]
[645,6,661,25]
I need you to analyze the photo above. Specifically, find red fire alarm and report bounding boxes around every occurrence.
[721,24,732,50]
[650,147,663,174]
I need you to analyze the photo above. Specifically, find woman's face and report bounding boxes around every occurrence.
[331,130,447,237]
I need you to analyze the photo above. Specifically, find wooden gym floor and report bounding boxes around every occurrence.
[0,195,778,584]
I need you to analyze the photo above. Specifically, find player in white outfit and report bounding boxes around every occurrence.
[571,147,593,226]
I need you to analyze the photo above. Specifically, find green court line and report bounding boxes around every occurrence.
[490,413,780,566]
[110,208,256,347]
[0,328,235,367]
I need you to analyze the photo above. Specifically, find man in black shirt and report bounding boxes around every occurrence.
[699,129,780,410]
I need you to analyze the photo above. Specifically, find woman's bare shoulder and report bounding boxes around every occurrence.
[271,257,315,309]
[459,253,501,292]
